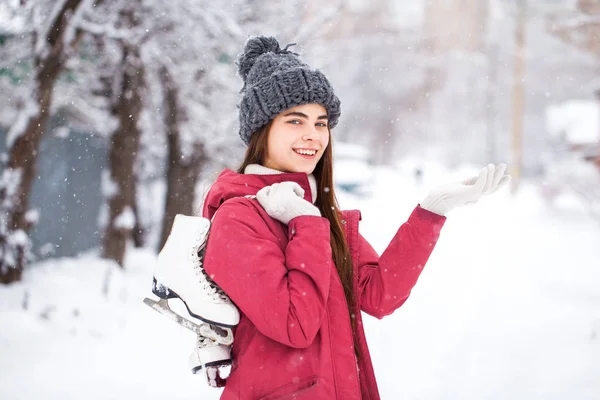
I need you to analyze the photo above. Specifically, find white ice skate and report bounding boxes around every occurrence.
[188,336,232,387]
[143,214,239,344]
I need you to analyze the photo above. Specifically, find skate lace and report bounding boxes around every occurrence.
[191,241,231,303]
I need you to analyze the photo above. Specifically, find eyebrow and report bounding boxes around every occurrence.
[283,111,328,120]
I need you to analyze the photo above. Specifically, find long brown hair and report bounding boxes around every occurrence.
[238,121,359,356]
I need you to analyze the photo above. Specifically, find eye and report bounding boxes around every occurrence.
[287,119,301,125]
[316,122,328,128]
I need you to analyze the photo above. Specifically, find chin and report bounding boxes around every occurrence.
[292,166,315,174]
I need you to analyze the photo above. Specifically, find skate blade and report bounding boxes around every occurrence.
[142,297,234,345]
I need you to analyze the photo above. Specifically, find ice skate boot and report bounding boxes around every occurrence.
[188,336,232,387]
[143,214,239,342]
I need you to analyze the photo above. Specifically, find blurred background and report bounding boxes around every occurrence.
[0,0,599,399]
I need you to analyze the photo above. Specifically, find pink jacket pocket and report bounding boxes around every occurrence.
[257,376,318,400]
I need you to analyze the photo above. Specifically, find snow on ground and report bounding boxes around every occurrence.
[1,164,599,400]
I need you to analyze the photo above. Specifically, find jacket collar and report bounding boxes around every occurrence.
[244,164,318,204]
[202,168,317,219]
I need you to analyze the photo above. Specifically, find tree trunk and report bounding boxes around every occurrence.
[158,66,207,251]
[596,89,600,171]
[510,0,527,194]
[132,198,146,248]
[101,43,145,267]
[0,0,84,284]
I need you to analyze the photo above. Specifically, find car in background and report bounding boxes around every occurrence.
[333,141,374,197]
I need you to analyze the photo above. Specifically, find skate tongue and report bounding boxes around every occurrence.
[196,248,232,303]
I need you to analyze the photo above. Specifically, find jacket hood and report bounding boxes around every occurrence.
[202,169,314,219]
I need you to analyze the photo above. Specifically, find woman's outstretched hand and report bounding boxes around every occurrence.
[256,181,321,225]
[420,164,511,216]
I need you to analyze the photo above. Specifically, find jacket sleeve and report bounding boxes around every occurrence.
[203,198,332,349]
[357,205,446,319]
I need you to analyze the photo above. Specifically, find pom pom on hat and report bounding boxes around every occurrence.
[237,36,282,81]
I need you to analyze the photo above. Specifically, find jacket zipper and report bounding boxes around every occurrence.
[342,212,364,396]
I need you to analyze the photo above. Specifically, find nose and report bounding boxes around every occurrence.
[302,126,319,142]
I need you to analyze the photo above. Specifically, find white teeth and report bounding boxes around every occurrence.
[295,149,317,156]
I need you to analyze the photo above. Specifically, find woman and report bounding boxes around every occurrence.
[201,36,509,400]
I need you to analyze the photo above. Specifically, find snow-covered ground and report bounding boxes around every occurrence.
[1,164,599,400]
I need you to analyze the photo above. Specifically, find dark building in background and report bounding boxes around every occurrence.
[0,123,107,260]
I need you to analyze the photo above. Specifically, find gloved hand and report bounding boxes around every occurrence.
[420,164,511,216]
[256,181,321,225]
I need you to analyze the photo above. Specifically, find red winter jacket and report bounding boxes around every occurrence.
[202,169,446,400]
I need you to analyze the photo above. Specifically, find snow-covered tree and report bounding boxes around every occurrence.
[542,0,600,221]
[63,0,339,262]
[85,0,148,267]
[143,0,245,250]
[547,0,600,59]
[0,0,91,283]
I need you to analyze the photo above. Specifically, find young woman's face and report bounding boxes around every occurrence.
[263,103,330,174]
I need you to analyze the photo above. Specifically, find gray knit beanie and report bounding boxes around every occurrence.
[237,36,341,146]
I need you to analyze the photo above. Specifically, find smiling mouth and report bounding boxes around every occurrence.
[293,149,317,156]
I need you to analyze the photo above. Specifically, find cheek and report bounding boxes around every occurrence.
[268,134,292,158]
[321,133,330,149]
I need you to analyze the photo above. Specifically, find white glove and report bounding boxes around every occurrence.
[256,181,321,225]
[420,163,511,216]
